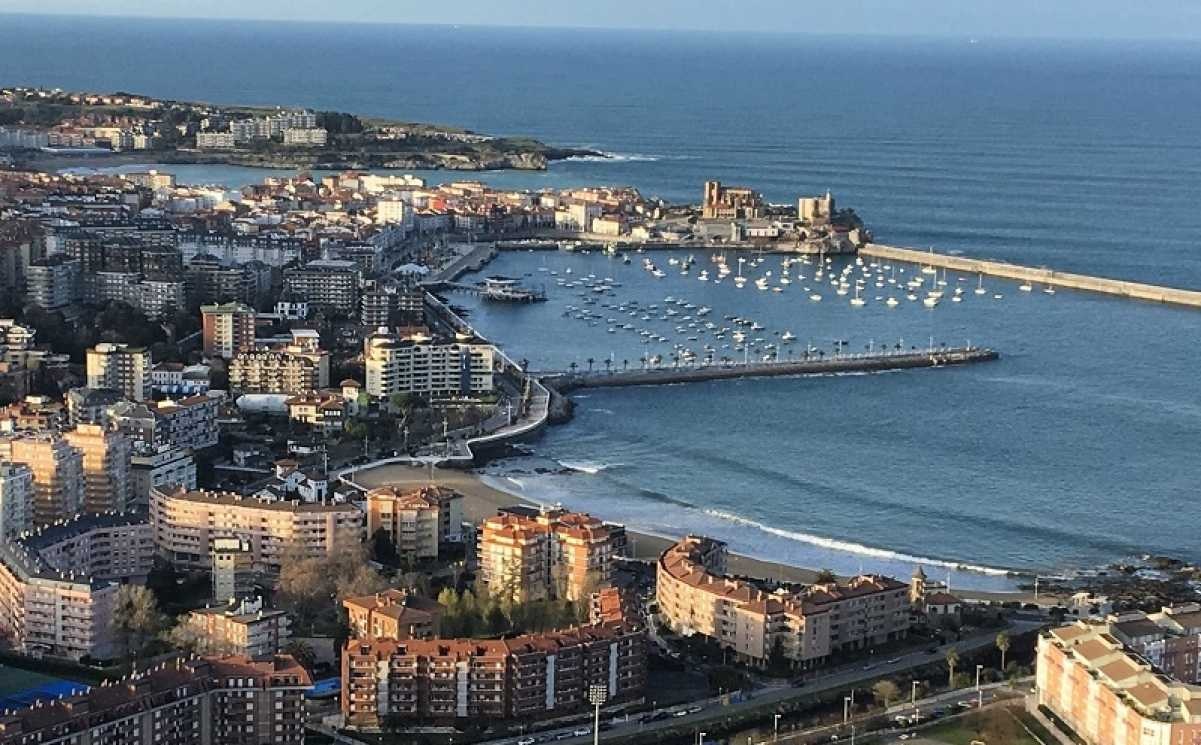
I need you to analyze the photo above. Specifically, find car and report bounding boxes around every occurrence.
[898,736,911,741]
[573,728,591,737]
[518,739,536,745]
[862,663,876,671]
[673,709,689,717]
[887,657,901,664]
[554,732,574,741]
[957,700,975,709]
[687,705,703,714]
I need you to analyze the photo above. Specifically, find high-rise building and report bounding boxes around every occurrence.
[365,486,463,562]
[229,348,329,396]
[150,486,364,578]
[0,434,85,527]
[364,331,495,399]
[86,342,152,401]
[477,506,622,604]
[212,536,254,604]
[342,623,647,728]
[23,255,80,310]
[0,462,33,540]
[129,445,197,511]
[282,259,360,315]
[201,302,256,359]
[0,654,311,743]
[64,424,133,514]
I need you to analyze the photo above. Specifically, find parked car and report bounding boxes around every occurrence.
[573,728,591,737]
[517,738,536,745]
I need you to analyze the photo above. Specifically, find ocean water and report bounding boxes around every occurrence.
[6,15,1201,589]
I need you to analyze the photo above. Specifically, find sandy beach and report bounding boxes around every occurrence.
[348,464,1039,603]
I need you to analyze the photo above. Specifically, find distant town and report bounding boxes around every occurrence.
[0,122,1196,745]
[0,86,598,171]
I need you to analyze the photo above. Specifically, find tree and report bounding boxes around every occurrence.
[283,639,317,672]
[113,585,165,658]
[485,600,508,635]
[872,680,900,709]
[389,392,412,413]
[814,568,837,584]
[370,528,400,568]
[996,631,1011,672]
[945,647,960,689]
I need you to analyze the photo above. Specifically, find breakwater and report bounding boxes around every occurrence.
[861,243,1201,309]
[541,346,998,391]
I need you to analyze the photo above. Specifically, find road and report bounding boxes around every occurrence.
[477,619,1044,745]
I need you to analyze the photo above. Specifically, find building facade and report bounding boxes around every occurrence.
[201,302,256,359]
[364,332,495,399]
[0,434,85,527]
[365,485,463,562]
[85,342,152,401]
[64,424,133,514]
[180,596,292,657]
[344,588,442,641]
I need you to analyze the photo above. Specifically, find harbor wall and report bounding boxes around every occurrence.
[862,243,1201,309]
[545,347,998,391]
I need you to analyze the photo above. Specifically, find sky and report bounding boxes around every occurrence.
[0,0,1199,39]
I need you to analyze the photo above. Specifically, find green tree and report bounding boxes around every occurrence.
[485,599,508,635]
[113,585,165,658]
[283,639,317,672]
[370,528,400,568]
[996,631,1011,672]
[945,647,960,689]
[814,568,837,583]
[872,680,900,709]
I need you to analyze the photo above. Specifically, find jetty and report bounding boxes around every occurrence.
[861,243,1201,309]
[540,346,997,391]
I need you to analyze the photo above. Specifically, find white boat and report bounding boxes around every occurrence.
[850,285,866,307]
[809,293,823,302]
[974,274,987,295]
[1019,283,1033,292]
[885,297,900,307]
[781,331,796,342]
[1044,285,1056,295]
[923,296,940,308]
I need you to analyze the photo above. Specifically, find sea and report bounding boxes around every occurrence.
[5,14,1201,590]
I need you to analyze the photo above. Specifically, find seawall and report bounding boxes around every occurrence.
[543,347,997,391]
[861,243,1201,309]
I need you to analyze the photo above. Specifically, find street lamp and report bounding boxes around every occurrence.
[976,664,984,709]
[698,732,707,745]
[773,713,781,741]
[843,696,851,723]
[589,684,607,745]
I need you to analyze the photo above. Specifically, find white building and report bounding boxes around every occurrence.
[196,132,237,149]
[364,331,495,399]
[130,445,197,511]
[282,128,328,147]
[86,342,152,402]
[0,462,33,540]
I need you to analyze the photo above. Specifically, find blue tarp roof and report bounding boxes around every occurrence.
[0,680,88,711]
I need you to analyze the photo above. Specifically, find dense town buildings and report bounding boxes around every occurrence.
[477,506,623,604]
[656,536,909,667]
[364,330,496,399]
[201,302,257,359]
[180,596,292,657]
[341,622,647,728]
[63,423,132,513]
[344,588,443,641]
[150,486,364,578]
[365,485,463,562]
[0,433,84,526]
[85,342,152,401]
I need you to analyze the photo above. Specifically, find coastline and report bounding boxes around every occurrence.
[349,463,1042,604]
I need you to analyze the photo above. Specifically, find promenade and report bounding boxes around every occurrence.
[541,346,998,391]
[862,243,1201,309]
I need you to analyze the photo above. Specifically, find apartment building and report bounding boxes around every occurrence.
[196,131,237,149]
[1038,621,1201,745]
[23,255,80,310]
[344,588,442,641]
[180,596,291,657]
[150,486,364,577]
[284,391,345,432]
[201,302,256,359]
[365,485,463,562]
[282,260,360,315]
[0,654,311,745]
[0,513,153,659]
[1108,604,1201,684]
[65,386,127,426]
[110,394,222,452]
[0,462,33,540]
[0,434,85,527]
[364,331,495,399]
[85,342,152,401]
[212,536,254,604]
[656,536,909,668]
[342,623,647,728]
[282,127,328,146]
[230,348,329,396]
[477,506,622,604]
[129,445,197,510]
[64,423,132,514]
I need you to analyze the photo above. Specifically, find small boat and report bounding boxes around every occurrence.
[781,331,796,342]
[1019,283,1033,292]
[1044,285,1056,295]
[923,296,940,308]
[885,297,900,307]
[974,274,987,295]
[809,293,823,302]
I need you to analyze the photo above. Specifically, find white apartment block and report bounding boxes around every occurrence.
[196,131,237,149]
[282,128,328,147]
[130,445,197,511]
[364,331,495,399]
[0,434,85,527]
[86,342,152,401]
[0,462,33,540]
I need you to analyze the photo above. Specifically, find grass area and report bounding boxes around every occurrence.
[0,665,73,696]
[920,710,1042,745]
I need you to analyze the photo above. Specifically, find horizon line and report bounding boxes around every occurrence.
[1,10,1198,44]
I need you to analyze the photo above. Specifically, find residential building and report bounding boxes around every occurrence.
[282,260,360,315]
[64,424,132,514]
[201,302,256,359]
[343,588,442,641]
[65,386,127,426]
[0,395,68,433]
[1037,620,1201,745]
[86,342,152,402]
[342,623,647,728]
[110,395,222,452]
[180,596,291,657]
[196,131,237,148]
[152,361,212,397]
[477,506,621,604]
[281,127,328,146]
[1108,604,1201,684]
[0,434,85,527]
[364,331,495,399]
[0,462,33,540]
[150,486,364,578]
[284,391,345,432]
[0,654,311,744]
[0,512,153,659]
[656,536,909,668]
[365,485,463,562]
[23,255,80,310]
[230,347,329,396]
[212,536,254,604]
[129,445,197,511]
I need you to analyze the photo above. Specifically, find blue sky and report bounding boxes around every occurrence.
[0,0,1198,39]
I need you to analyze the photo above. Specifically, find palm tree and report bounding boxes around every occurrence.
[568,361,578,375]
[586,357,595,373]
[622,359,629,372]
[639,356,648,370]
[603,358,612,374]
[996,631,1011,672]
[945,647,960,689]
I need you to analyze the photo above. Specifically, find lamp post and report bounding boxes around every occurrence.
[773,713,781,741]
[698,732,707,745]
[976,664,984,709]
[589,684,607,745]
[843,696,851,723]
[911,680,919,709]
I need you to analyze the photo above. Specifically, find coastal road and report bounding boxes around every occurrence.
[479,619,1045,745]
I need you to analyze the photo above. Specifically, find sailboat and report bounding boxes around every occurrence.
[974,274,987,295]
[850,285,866,307]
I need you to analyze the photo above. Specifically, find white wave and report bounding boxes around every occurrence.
[587,407,615,415]
[558,460,621,475]
[703,509,1017,577]
[504,476,526,490]
[565,151,661,163]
